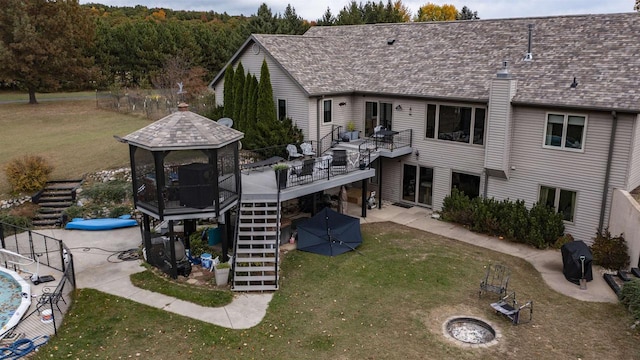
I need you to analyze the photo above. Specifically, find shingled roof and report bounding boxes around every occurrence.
[242,13,640,112]
[122,108,243,151]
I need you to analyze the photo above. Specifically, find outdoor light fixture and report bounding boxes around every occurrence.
[339,102,347,106]
[395,105,402,111]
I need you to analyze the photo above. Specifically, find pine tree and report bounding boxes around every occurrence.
[222,65,235,118]
[232,62,245,131]
[254,60,280,149]
[244,74,259,145]
[238,71,251,131]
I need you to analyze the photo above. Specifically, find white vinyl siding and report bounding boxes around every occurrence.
[627,115,640,191]
[487,107,633,243]
[218,41,310,138]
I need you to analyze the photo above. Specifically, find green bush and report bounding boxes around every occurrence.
[4,155,53,193]
[620,279,640,321]
[109,205,133,218]
[0,213,32,233]
[189,230,210,258]
[440,193,565,249]
[441,188,473,226]
[590,228,629,271]
[553,233,575,249]
[83,180,132,204]
[63,205,85,219]
[527,203,565,249]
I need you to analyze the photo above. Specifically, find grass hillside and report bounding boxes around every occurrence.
[0,95,151,196]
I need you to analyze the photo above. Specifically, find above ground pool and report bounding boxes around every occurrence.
[0,267,31,338]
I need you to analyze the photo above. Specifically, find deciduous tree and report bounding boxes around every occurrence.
[0,0,96,104]
[414,3,458,22]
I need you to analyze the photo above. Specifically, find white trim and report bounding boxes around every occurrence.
[542,112,588,152]
[538,184,578,224]
[322,99,333,125]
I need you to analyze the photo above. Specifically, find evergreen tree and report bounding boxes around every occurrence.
[254,60,280,148]
[317,7,335,25]
[245,74,258,143]
[232,62,245,131]
[238,71,251,131]
[278,4,310,34]
[223,65,235,118]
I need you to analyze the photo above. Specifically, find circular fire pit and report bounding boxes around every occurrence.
[443,316,499,347]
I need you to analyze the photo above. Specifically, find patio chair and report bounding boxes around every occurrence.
[286,144,303,161]
[300,142,316,157]
[293,158,315,183]
[490,292,533,325]
[372,125,385,139]
[479,263,510,299]
[36,276,68,314]
[331,149,347,175]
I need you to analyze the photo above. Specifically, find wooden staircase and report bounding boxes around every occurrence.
[32,180,82,227]
[232,199,280,291]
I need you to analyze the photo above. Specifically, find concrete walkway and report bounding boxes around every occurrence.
[46,203,617,331]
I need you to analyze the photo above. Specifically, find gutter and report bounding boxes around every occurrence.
[598,110,617,231]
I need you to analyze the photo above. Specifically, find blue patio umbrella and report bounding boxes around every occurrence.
[296,207,362,256]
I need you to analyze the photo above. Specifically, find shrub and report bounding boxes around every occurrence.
[441,188,473,226]
[0,213,32,233]
[4,155,53,193]
[109,205,133,218]
[620,279,640,321]
[63,205,85,219]
[590,228,629,271]
[82,180,132,204]
[527,203,565,249]
[496,199,529,241]
[189,230,210,258]
[470,197,499,234]
[552,233,575,249]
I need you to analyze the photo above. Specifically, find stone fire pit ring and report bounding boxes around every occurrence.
[442,316,501,348]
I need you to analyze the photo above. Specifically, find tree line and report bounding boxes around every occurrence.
[0,1,482,104]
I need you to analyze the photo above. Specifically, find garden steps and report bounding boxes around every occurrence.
[32,180,82,227]
[232,199,280,291]
[603,268,640,297]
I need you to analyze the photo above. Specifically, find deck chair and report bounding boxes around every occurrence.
[286,144,303,161]
[300,142,316,157]
[490,292,533,325]
[331,149,347,175]
[372,125,385,139]
[293,158,315,183]
[479,263,510,299]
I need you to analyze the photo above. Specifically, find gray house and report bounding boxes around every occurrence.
[210,12,640,247]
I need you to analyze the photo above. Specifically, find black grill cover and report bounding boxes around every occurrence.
[561,241,593,285]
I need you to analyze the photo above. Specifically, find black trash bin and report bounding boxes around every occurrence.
[561,241,593,285]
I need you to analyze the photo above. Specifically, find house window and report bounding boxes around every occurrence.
[451,171,480,199]
[543,113,586,150]
[425,103,485,145]
[323,99,332,123]
[278,99,287,121]
[539,186,576,222]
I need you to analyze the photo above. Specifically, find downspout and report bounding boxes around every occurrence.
[598,111,617,232]
[316,98,322,146]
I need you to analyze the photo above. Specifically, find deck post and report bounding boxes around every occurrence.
[361,179,367,217]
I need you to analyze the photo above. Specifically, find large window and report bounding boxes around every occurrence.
[543,113,586,150]
[425,104,485,145]
[451,171,480,199]
[323,99,332,123]
[539,186,576,222]
[278,99,287,121]
[365,101,392,135]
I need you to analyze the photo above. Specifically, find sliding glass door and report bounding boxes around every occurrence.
[402,164,433,206]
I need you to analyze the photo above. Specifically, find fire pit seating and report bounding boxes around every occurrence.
[490,292,533,325]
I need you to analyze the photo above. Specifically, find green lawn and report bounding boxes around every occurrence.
[33,223,640,359]
[0,99,151,196]
[0,90,96,102]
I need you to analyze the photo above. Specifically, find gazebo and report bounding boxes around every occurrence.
[119,103,243,278]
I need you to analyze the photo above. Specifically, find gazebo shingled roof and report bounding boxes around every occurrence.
[122,108,244,151]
